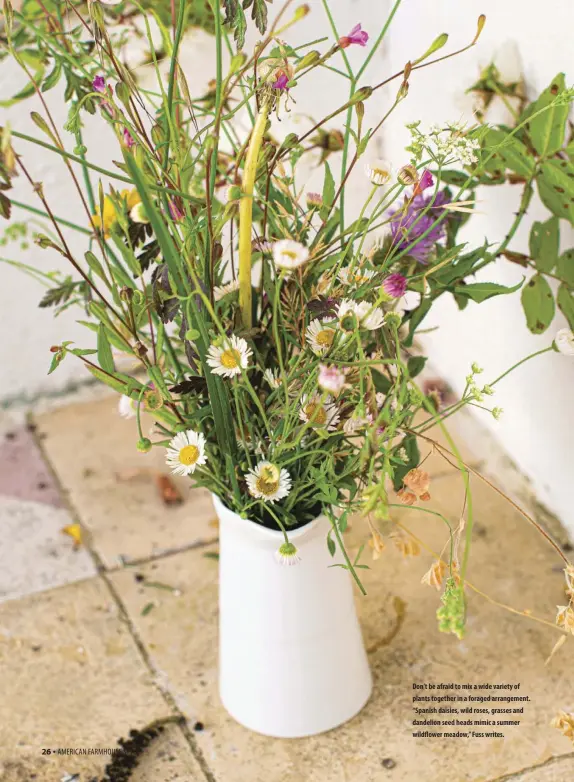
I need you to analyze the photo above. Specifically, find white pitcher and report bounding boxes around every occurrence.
[213,494,373,738]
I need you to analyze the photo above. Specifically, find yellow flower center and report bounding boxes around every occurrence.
[305,403,327,426]
[316,329,334,348]
[373,166,391,181]
[179,445,200,466]
[256,464,280,496]
[220,349,240,369]
[283,250,298,261]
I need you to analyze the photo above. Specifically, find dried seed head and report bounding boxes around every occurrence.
[551,711,574,742]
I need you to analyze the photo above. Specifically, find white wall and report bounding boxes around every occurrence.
[1,0,573,534]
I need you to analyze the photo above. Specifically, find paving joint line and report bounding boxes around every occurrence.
[485,752,574,782]
[106,536,219,572]
[29,414,218,782]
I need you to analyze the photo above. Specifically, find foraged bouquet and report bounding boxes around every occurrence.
[2,0,574,656]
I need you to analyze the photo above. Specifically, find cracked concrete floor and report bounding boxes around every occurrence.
[0,393,573,782]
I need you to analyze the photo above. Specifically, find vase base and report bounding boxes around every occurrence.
[219,672,373,739]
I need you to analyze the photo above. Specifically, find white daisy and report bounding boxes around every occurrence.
[306,319,337,355]
[555,328,574,356]
[273,239,310,271]
[336,299,384,332]
[343,415,369,436]
[299,393,340,431]
[337,266,375,288]
[365,159,394,186]
[214,279,240,301]
[130,202,149,224]
[166,430,207,476]
[118,394,138,419]
[206,335,252,378]
[245,461,292,503]
[275,541,301,566]
[263,368,281,388]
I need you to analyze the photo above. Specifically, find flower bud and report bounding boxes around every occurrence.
[398,164,418,186]
[295,50,321,73]
[351,86,373,103]
[137,438,152,453]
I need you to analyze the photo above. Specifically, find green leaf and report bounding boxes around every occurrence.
[222,0,247,48]
[537,159,574,224]
[87,366,142,396]
[407,356,427,378]
[528,73,569,157]
[47,351,64,375]
[529,216,559,273]
[327,534,336,557]
[321,162,335,218]
[556,250,574,286]
[41,60,62,92]
[482,128,535,177]
[243,0,271,36]
[97,323,115,373]
[371,368,392,395]
[521,273,555,334]
[403,298,432,347]
[557,283,574,330]
[453,279,523,303]
[85,251,107,283]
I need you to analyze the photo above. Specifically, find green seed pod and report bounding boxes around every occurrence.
[137,438,152,453]
[294,50,321,73]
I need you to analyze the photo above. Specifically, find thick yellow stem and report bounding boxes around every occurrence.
[238,102,270,329]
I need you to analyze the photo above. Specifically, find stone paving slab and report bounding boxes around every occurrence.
[110,471,573,782]
[0,575,185,781]
[0,495,96,603]
[498,753,574,781]
[34,397,218,569]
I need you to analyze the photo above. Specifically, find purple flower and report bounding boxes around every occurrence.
[123,128,135,148]
[168,199,184,221]
[414,169,434,195]
[383,273,408,298]
[339,23,369,49]
[306,192,322,209]
[272,71,290,91]
[92,75,106,94]
[388,190,450,265]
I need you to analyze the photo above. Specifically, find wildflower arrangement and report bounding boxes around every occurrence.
[1,0,574,653]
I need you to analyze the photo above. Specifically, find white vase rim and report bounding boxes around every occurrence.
[211,493,328,543]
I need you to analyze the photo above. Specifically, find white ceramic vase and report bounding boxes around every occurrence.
[212,494,373,738]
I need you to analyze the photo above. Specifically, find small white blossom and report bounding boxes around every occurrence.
[555,328,574,356]
[275,541,301,566]
[306,319,337,355]
[273,239,309,270]
[299,393,340,431]
[263,368,281,388]
[246,461,292,503]
[206,335,252,378]
[337,265,376,288]
[166,430,207,476]
[365,159,394,186]
[214,279,240,300]
[118,394,138,419]
[336,299,384,331]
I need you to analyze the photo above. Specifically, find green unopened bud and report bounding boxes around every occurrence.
[384,311,402,328]
[137,438,152,453]
[295,50,321,73]
[351,86,373,103]
[151,124,166,147]
[482,384,494,396]
[294,4,310,20]
[398,164,418,186]
[144,389,164,411]
[74,144,88,156]
[280,132,300,151]
[492,407,503,420]
[471,362,483,374]
[89,0,105,29]
[355,101,365,123]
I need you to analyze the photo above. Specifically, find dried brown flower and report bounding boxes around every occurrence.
[556,605,574,635]
[552,711,574,743]
[368,530,386,560]
[393,532,420,557]
[403,468,431,497]
[397,488,416,506]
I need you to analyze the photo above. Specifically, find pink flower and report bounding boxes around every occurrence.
[168,199,184,221]
[92,75,106,94]
[318,364,346,396]
[339,23,369,49]
[383,273,407,298]
[123,128,135,148]
[272,71,290,91]
[306,192,322,209]
[414,169,433,195]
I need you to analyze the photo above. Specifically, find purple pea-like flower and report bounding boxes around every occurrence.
[339,23,369,49]
[383,273,408,298]
[272,71,290,91]
[123,128,135,148]
[92,75,106,94]
[168,199,184,221]
[388,189,450,265]
[414,168,434,195]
